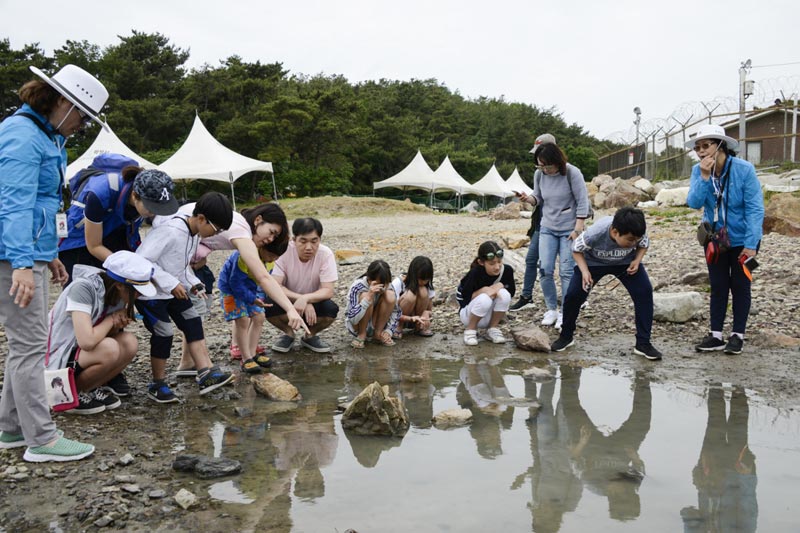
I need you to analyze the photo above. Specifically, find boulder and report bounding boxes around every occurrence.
[653,292,705,323]
[502,234,530,250]
[591,174,614,188]
[637,200,658,208]
[341,382,410,437]
[252,373,302,402]
[488,202,521,220]
[655,186,690,207]
[432,408,473,428]
[593,191,607,209]
[195,457,242,479]
[460,200,480,213]
[502,249,526,272]
[335,249,365,265]
[763,193,800,237]
[751,329,800,348]
[512,326,551,352]
[603,179,651,208]
[634,178,655,195]
[679,271,709,286]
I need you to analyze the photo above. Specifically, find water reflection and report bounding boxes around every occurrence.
[681,386,758,533]
[458,361,515,459]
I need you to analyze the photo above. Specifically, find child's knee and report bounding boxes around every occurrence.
[150,336,173,359]
[496,289,512,305]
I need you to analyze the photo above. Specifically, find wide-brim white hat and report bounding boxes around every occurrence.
[685,124,738,151]
[103,251,157,297]
[29,65,109,131]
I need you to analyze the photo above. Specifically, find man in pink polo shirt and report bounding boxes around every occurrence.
[265,218,339,353]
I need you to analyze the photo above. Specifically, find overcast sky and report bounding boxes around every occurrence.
[3,0,798,140]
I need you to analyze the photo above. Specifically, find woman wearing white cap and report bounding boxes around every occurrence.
[686,124,764,355]
[0,64,108,462]
[45,251,156,415]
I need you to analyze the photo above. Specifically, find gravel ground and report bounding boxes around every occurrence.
[1,206,798,531]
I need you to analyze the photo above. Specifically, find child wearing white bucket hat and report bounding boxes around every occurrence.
[686,124,764,355]
[44,251,156,415]
[0,64,109,463]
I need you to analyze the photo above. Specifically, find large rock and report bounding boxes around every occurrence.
[488,202,521,220]
[634,178,655,195]
[432,408,473,428]
[751,329,800,348]
[653,292,705,323]
[460,200,480,213]
[655,187,690,207]
[341,382,410,437]
[591,174,614,188]
[172,454,242,479]
[763,193,800,237]
[512,326,551,352]
[252,373,302,402]
[502,234,530,250]
[335,249,365,265]
[603,179,651,208]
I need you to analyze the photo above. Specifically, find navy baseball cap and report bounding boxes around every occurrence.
[133,169,179,216]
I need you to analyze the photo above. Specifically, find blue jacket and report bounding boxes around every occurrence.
[0,105,66,268]
[59,153,141,252]
[687,156,764,249]
[219,251,264,305]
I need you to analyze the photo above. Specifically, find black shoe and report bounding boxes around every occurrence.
[509,295,534,312]
[695,334,725,352]
[724,335,744,355]
[66,391,106,415]
[634,343,663,361]
[93,387,122,410]
[105,373,131,397]
[551,336,575,352]
[197,366,235,396]
[147,381,179,404]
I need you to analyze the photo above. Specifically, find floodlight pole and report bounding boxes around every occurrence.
[739,59,752,160]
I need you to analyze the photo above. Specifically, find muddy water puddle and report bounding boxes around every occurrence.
[172,355,797,532]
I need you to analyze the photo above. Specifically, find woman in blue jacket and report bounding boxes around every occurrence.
[686,125,764,355]
[0,65,108,462]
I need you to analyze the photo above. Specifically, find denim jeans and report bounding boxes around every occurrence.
[538,227,575,311]
[521,230,541,299]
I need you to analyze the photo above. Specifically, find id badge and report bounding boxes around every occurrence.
[56,212,68,238]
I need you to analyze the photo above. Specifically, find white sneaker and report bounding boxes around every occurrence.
[464,329,479,346]
[541,310,558,326]
[555,312,563,331]
[485,327,506,344]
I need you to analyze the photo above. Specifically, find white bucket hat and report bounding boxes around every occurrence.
[102,251,157,297]
[29,64,109,130]
[685,124,739,151]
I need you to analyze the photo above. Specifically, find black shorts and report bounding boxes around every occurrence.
[263,298,339,321]
[67,346,83,378]
[135,298,204,359]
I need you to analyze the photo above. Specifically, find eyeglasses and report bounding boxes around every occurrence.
[208,220,224,234]
[481,249,504,260]
[74,107,92,125]
[536,164,557,172]
[693,141,718,153]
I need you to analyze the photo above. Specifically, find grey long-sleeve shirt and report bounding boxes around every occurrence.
[532,163,590,232]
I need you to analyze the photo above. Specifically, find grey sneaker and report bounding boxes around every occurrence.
[66,391,106,415]
[300,335,331,353]
[197,366,235,395]
[23,436,95,463]
[271,334,295,353]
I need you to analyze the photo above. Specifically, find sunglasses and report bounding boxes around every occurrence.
[693,141,718,153]
[481,249,504,260]
[73,107,92,125]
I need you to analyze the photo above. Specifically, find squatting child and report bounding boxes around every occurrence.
[345,260,397,348]
[135,192,235,403]
[550,206,663,360]
[390,256,435,339]
[456,241,515,346]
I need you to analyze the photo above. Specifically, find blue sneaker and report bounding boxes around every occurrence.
[197,366,234,396]
[147,381,179,404]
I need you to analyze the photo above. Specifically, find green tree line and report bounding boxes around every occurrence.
[1,31,619,200]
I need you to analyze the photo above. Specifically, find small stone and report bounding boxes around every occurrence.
[118,453,135,466]
[233,407,253,418]
[93,516,114,528]
[522,366,554,381]
[174,488,197,510]
[172,454,202,472]
[11,472,29,481]
[121,484,141,494]
[3,466,17,476]
[432,408,473,428]
[252,373,302,401]
[148,489,167,499]
[114,474,135,483]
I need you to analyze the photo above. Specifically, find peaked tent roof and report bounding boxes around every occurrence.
[471,164,515,198]
[431,156,481,195]
[159,114,273,182]
[66,122,158,180]
[373,150,435,191]
[505,167,533,195]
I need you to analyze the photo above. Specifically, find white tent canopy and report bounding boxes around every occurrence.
[66,123,158,180]
[430,156,480,195]
[159,114,274,207]
[505,167,533,195]
[471,164,515,198]
[372,150,435,191]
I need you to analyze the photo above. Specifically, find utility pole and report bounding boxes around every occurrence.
[739,59,752,160]
[633,107,642,177]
